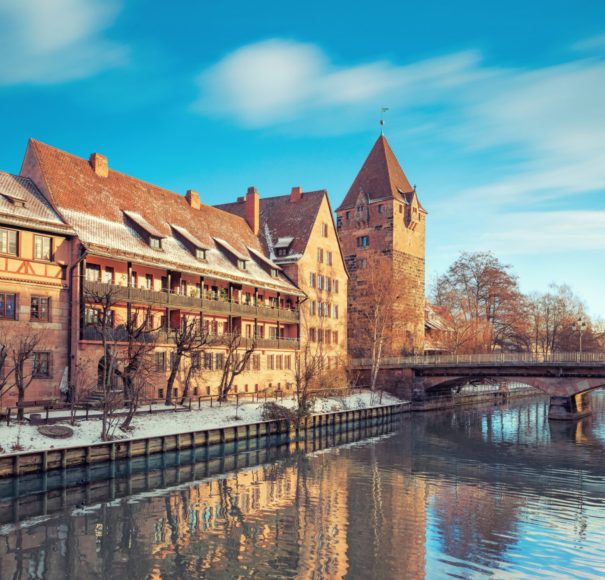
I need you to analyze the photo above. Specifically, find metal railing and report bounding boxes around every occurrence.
[350,352,605,368]
[84,280,300,322]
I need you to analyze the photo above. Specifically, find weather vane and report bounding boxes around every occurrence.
[380,107,389,135]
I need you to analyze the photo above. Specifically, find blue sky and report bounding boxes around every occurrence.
[1,0,604,316]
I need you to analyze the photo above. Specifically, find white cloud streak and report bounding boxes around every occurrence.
[0,0,127,84]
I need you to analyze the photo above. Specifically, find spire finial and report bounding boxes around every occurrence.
[380,107,389,135]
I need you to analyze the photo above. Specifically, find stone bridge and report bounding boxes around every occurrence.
[350,352,605,420]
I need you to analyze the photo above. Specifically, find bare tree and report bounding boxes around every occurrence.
[293,344,322,418]
[217,334,256,402]
[10,332,44,420]
[433,251,528,353]
[354,253,402,390]
[0,326,15,407]
[165,316,213,406]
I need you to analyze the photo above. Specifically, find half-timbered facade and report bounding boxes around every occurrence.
[0,171,75,405]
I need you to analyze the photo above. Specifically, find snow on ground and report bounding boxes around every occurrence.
[0,390,405,456]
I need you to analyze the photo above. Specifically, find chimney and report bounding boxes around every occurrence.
[89,153,108,178]
[290,186,302,202]
[244,186,260,235]
[185,189,201,210]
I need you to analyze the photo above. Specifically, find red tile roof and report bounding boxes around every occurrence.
[337,135,417,211]
[217,190,327,260]
[21,139,301,294]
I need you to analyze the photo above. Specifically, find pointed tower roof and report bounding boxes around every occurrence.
[337,135,416,211]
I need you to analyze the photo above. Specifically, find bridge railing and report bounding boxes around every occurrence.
[350,352,605,368]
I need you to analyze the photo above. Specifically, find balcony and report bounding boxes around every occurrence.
[81,326,300,350]
[84,280,299,322]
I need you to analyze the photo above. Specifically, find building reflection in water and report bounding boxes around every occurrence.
[1,393,605,579]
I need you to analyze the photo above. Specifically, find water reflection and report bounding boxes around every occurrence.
[1,393,605,579]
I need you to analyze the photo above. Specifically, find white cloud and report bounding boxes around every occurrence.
[193,38,483,128]
[0,0,127,84]
[472,211,605,255]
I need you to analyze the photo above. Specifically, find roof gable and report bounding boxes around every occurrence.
[337,135,415,211]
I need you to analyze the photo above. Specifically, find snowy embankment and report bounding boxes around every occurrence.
[0,391,405,456]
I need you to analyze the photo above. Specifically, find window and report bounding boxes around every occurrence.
[309,272,316,288]
[318,275,324,290]
[84,307,99,325]
[103,267,114,284]
[358,257,368,269]
[129,272,138,288]
[337,217,342,230]
[317,248,323,263]
[170,351,178,370]
[310,301,316,316]
[333,331,338,345]
[271,268,279,278]
[327,251,333,266]
[34,235,52,261]
[309,328,317,342]
[269,326,277,339]
[0,228,18,256]
[204,352,213,370]
[276,355,283,370]
[161,276,169,291]
[158,389,164,399]
[276,247,288,257]
[333,305,339,319]
[285,355,291,370]
[85,264,100,282]
[356,235,370,248]
[321,223,328,237]
[399,205,403,214]
[318,329,324,343]
[267,355,275,370]
[150,236,162,249]
[30,296,50,321]
[238,259,247,270]
[326,278,331,292]
[0,293,17,320]
[195,248,206,260]
[33,352,51,378]
[155,352,166,372]
[325,332,331,345]
[252,354,261,370]
[215,353,225,369]
[378,204,384,214]
[334,280,339,294]
[346,211,351,220]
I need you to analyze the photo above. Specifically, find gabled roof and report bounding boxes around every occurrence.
[20,139,301,295]
[218,190,327,260]
[0,171,74,235]
[337,135,419,211]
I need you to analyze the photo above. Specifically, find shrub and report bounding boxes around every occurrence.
[261,402,298,426]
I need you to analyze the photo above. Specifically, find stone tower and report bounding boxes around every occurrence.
[336,134,426,356]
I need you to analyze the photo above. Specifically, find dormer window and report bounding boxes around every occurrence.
[276,247,288,257]
[150,236,162,249]
[196,248,207,260]
[271,268,279,278]
[238,259,247,270]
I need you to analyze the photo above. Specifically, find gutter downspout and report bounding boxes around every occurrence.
[67,244,88,401]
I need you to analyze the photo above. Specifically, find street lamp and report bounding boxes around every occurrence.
[572,317,588,353]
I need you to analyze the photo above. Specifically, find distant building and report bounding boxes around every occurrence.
[217,187,348,369]
[336,135,426,356]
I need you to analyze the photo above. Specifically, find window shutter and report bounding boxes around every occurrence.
[14,293,19,320]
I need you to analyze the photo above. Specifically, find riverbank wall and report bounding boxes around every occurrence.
[0,403,407,479]
[411,387,543,412]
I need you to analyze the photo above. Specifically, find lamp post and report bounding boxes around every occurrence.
[573,317,587,353]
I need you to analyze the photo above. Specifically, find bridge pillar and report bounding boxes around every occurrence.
[548,392,592,421]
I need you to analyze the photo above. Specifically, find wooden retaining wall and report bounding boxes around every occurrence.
[0,403,407,479]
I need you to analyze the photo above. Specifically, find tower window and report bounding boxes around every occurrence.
[378,205,384,214]
[356,236,370,248]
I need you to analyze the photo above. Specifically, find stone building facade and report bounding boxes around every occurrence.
[336,135,426,356]
[218,187,348,371]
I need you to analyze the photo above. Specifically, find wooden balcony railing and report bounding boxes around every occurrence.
[84,280,300,322]
[80,326,300,350]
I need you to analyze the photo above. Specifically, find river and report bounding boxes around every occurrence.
[1,393,605,579]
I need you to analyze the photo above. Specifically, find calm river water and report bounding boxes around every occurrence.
[1,393,605,579]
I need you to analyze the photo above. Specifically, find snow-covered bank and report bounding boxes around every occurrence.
[0,391,405,456]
